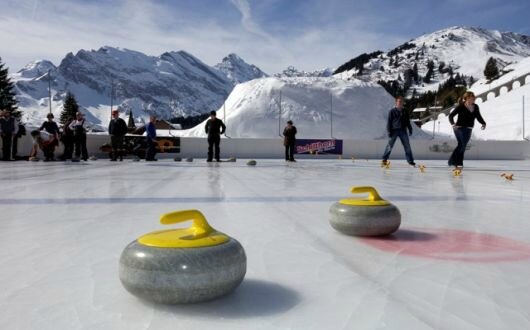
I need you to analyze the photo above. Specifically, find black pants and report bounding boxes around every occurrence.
[207,135,221,161]
[110,135,124,160]
[146,138,157,160]
[41,144,55,160]
[62,136,74,160]
[74,134,88,160]
[285,141,295,161]
[1,135,13,160]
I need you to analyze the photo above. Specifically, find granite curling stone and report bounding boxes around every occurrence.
[329,186,401,236]
[119,209,246,304]
[246,160,257,166]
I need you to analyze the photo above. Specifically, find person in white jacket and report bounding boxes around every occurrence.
[68,112,89,161]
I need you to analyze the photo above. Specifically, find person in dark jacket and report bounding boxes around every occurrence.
[145,115,157,161]
[448,91,486,169]
[381,96,416,166]
[205,111,226,162]
[0,110,18,161]
[39,113,60,161]
[108,110,128,161]
[60,118,75,160]
[283,120,297,162]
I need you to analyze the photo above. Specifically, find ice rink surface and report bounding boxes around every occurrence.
[1,158,530,330]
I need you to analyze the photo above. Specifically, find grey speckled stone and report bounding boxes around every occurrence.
[329,202,401,236]
[119,238,246,304]
[246,160,257,166]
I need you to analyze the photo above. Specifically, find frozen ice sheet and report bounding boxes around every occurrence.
[1,159,530,330]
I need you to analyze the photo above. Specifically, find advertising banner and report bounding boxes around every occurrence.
[295,139,343,155]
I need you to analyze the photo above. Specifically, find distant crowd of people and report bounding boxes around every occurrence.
[1,90,484,167]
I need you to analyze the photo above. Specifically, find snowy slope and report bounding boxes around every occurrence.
[421,57,530,140]
[11,48,265,130]
[471,56,530,95]
[177,77,429,139]
[276,66,334,78]
[215,53,268,84]
[335,26,530,95]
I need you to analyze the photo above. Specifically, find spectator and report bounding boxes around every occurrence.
[0,110,18,161]
[145,115,157,161]
[108,110,128,161]
[69,112,89,161]
[283,120,297,162]
[39,113,60,161]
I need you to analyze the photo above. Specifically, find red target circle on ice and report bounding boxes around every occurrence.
[360,228,530,263]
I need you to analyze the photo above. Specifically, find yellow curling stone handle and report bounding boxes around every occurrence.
[138,209,229,248]
[339,186,390,206]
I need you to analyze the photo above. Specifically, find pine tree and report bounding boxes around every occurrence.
[127,110,136,128]
[60,92,79,125]
[0,57,20,117]
[484,57,499,80]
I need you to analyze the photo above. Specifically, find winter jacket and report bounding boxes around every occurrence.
[69,119,88,136]
[448,104,486,128]
[108,118,127,136]
[40,121,60,135]
[283,126,297,145]
[205,118,226,137]
[146,122,156,140]
[0,117,17,135]
[386,107,413,135]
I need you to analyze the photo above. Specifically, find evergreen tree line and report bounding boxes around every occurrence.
[0,57,20,117]
[333,51,383,75]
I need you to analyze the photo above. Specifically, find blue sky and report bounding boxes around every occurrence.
[1,0,529,73]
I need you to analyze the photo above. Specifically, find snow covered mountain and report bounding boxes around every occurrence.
[12,47,264,129]
[215,53,268,84]
[334,26,530,95]
[276,66,334,78]
[421,56,530,140]
[177,77,429,139]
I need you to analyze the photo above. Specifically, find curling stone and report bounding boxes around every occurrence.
[186,157,193,162]
[89,155,98,161]
[174,157,182,162]
[29,156,39,162]
[119,209,246,304]
[246,160,257,166]
[329,186,401,236]
[227,157,237,162]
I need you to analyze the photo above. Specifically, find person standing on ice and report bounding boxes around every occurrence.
[283,120,297,162]
[0,110,18,161]
[381,96,416,167]
[145,115,157,161]
[205,110,226,162]
[448,91,486,169]
[39,113,60,161]
[69,112,89,161]
[108,110,128,161]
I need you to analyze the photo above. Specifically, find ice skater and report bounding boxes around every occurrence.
[283,120,297,162]
[448,91,486,169]
[205,111,226,162]
[381,96,416,167]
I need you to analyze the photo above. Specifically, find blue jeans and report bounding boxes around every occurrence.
[448,127,472,167]
[382,129,414,163]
